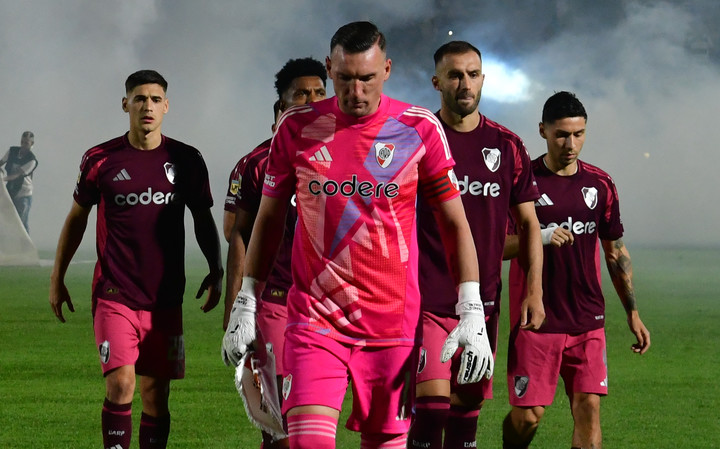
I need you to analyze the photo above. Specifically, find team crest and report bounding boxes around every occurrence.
[99,340,110,364]
[514,375,529,398]
[164,162,177,184]
[230,178,240,195]
[448,169,459,191]
[417,348,427,374]
[374,142,395,168]
[282,374,293,401]
[482,147,501,172]
[582,187,598,210]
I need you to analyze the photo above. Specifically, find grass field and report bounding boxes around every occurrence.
[1,246,719,448]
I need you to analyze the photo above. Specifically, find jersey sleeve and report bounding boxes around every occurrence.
[236,154,264,213]
[510,139,539,206]
[411,109,459,204]
[73,150,103,207]
[224,157,246,213]
[182,147,213,210]
[598,175,624,241]
[262,120,296,199]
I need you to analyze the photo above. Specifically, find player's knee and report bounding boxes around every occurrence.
[511,406,544,431]
[571,393,600,418]
[105,370,136,403]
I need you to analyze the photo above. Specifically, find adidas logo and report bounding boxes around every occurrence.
[106,445,124,449]
[535,193,554,206]
[113,169,131,181]
[309,146,332,162]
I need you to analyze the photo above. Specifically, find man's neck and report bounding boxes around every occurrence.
[543,156,578,176]
[439,107,479,133]
[127,129,162,150]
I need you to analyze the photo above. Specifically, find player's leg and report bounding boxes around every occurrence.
[95,299,142,449]
[257,301,290,448]
[135,306,184,449]
[282,327,350,449]
[561,329,607,449]
[347,345,416,449]
[569,393,601,449]
[444,312,499,449]
[503,328,563,448]
[11,195,31,232]
[408,312,453,449]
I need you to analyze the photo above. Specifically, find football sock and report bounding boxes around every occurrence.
[138,412,170,449]
[287,414,337,449]
[102,398,132,449]
[443,405,479,449]
[407,396,450,449]
[360,432,407,449]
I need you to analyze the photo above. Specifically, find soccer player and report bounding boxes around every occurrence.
[49,70,223,449]
[502,91,651,449]
[223,57,327,449]
[409,41,545,449]
[223,22,490,449]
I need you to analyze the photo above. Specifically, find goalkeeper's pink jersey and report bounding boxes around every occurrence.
[263,95,457,347]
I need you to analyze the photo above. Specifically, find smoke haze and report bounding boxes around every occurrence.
[1,0,717,251]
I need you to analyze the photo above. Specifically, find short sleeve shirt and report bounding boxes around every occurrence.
[74,134,213,310]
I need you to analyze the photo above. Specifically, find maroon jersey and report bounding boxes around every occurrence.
[74,134,213,311]
[509,156,624,333]
[230,139,296,305]
[418,113,539,317]
[224,138,271,214]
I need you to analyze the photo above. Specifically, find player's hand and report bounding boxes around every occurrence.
[440,282,494,384]
[196,268,224,312]
[222,278,262,366]
[49,280,74,323]
[627,311,651,354]
[541,226,574,247]
[519,291,545,331]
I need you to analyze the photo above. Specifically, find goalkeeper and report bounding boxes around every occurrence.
[223,21,489,449]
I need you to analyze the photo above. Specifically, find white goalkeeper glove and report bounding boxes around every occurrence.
[440,281,494,384]
[222,277,265,367]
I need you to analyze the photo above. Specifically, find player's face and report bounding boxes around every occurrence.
[540,116,587,169]
[327,43,391,117]
[433,51,484,118]
[122,83,168,134]
[20,134,33,150]
[281,76,327,109]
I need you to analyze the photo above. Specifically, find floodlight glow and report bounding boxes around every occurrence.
[482,58,531,103]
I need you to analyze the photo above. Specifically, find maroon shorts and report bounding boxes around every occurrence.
[507,327,608,407]
[93,299,184,379]
[416,310,499,400]
[281,326,416,434]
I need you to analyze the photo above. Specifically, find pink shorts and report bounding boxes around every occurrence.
[416,311,498,400]
[507,327,608,407]
[93,299,184,379]
[281,326,416,434]
[256,300,288,375]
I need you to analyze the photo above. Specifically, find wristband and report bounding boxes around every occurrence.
[540,227,556,245]
[456,281,484,316]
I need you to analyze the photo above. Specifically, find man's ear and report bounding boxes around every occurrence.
[122,97,129,112]
[538,122,546,139]
[431,75,440,92]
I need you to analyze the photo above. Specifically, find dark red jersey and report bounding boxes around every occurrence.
[74,134,212,310]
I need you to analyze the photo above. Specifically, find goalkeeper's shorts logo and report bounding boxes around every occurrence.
[514,375,529,398]
[417,348,426,374]
[99,340,110,364]
[282,374,292,401]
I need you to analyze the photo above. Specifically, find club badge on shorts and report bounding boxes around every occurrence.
[99,340,110,364]
[514,375,529,398]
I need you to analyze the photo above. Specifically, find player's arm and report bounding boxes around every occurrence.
[504,226,574,259]
[601,238,651,354]
[190,207,224,312]
[49,200,91,322]
[509,201,545,330]
[222,211,235,243]
[223,206,257,330]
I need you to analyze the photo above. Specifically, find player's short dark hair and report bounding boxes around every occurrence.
[542,91,587,124]
[434,41,482,66]
[330,21,386,54]
[22,131,34,139]
[125,70,168,94]
[274,57,327,98]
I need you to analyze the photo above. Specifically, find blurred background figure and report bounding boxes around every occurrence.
[0,131,38,233]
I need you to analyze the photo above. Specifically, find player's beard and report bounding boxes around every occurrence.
[448,89,481,118]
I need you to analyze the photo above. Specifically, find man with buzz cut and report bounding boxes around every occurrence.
[49,69,223,449]
[223,22,490,449]
[409,41,544,449]
[502,91,650,449]
[223,56,327,449]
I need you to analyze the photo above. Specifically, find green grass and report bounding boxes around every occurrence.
[1,247,718,448]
